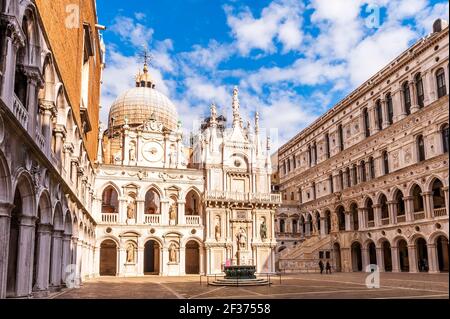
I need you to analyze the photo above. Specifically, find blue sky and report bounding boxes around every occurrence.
[97,0,449,149]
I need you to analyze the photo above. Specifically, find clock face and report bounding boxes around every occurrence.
[142,142,163,162]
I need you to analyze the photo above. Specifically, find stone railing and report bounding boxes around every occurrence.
[35,127,45,150]
[397,215,406,223]
[367,220,375,228]
[205,191,282,204]
[433,207,447,217]
[144,214,160,225]
[13,94,28,129]
[381,218,390,225]
[185,215,201,225]
[414,211,425,220]
[101,213,118,224]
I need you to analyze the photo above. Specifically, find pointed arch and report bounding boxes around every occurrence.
[37,189,52,224]
[0,149,11,202]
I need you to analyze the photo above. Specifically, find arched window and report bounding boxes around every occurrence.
[145,189,161,214]
[380,194,389,221]
[337,206,346,231]
[441,124,449,153]
[366,199,374,224]
[395,190,405,217]
[403,82,411,115]
[383,151,389,174]
[352,164,358,185]
[386,93,393,124]
[338,124,344,151]
[415,73,424,108]
[102,186,119,214]
[312,142,317,165]
[436,68,447,98]
[280,219,285,233]
[360,161,366,182]
[345,167,351,188]
[363,108,370,137]
[350,203,359,231]
[376,100,383,130]
[432,179,445,210]
[338,170,344,191]
[412,185,424,213]
[325,133,330,158]
[368,156,375,180]
[417,135,425,162]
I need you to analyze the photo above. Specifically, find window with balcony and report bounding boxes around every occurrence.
[436,68,447,98]
[415,73,424,108]
[403,81,411,115]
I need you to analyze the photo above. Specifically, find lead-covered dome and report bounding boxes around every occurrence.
[108,63,178,131]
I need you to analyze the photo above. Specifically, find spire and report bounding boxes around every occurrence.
[135,48,155,88]
[232,86,241,128]
[210,102,217,126]
[254,111,260,135]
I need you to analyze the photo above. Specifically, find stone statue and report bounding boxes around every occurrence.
[169,243,177,263]
[215,220,221,241]
[126,244,135,263]
[129,142,136,161]
[260,219,267,240]
[169,203,177,224]
[236,227,247,250]
[127,199,136,219]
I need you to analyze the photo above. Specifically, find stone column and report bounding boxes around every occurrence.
[33,223,52,294]
[117,247,125,277]
[136,199,145,224]
[344,212,351,231]
[362,248,369,271]
[137,246,144,276]
[61,234,72,285]
[373,204,381,227]
[421,191,433,219]
[40,102,54,155]
[54,125,66,166]
[443,187,449,216]
[409,81,420,113]
[179,247,186,275]
[381,100,390,129]
[427,244,439,273]
[391,246,400,272]
[71,237,79,280]
[407,244,418,273]
[160,199,169,225]
[387,201,396,224]
[403,196,414,222]
[393,88,406,122]
[376,247,385,272]
[177,200,186,225]
[16,215,36,297]
[93,245,100,277]
[0,202,13,299]
[49,230,63,289]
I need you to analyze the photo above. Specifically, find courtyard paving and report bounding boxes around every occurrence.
[51,272,449,299]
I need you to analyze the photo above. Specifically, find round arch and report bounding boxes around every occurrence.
[0,149,11,202]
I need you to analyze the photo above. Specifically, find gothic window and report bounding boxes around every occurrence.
[345,167,351,188]
[412,185,424,213]
[308,145,312,167]
[442,124,449,153]
[395,190,405,216]
[366,199,374,222]
[102,186,119,214]
[436,68,447,98]
[376,100,383,130]
[386,93,393,125]
[363,108,370,137]
[415,73,424,108]
[417,135,425,162]
[293,154,296,169]
[312,142,317,165]
[383,151,389,174]
[380,194,389,220]
[403,82,411,115]
[352,164,357,185]
[338,124,344,151]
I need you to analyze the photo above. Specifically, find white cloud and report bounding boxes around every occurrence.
[181,40,233,70]
[224,0,304,55]
[110,16,154,47]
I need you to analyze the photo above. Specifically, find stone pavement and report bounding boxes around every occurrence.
[51,272,449,299]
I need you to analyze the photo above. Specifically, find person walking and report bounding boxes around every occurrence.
[325,261,332,274]
[319,260,324,274]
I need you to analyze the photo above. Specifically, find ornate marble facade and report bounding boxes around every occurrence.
[276,20,449,274]
[94,65,280,277]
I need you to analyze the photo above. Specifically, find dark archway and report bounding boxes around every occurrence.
[333,243,342,272]
[398,239,409,272]
[368,241,377,265]
[351,242,362,271]
[416,238,429,272]
[185,241,200,274]
[7,190,21,296]
[382,241,392,272]
[336,206,345,231]
[144,240,160,274]
[436,236,449,272]
[99,240,117,276]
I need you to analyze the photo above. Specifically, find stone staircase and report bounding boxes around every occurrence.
[278,235,332,273]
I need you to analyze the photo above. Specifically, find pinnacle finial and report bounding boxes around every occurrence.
[232,86,241,128]
[255,111,260,134]
[210,102,217,125]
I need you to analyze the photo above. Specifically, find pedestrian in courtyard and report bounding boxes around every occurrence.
[325,261,331,274]
[319,260,324,274]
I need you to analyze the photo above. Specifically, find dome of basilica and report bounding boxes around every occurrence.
[108,64,178,131]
